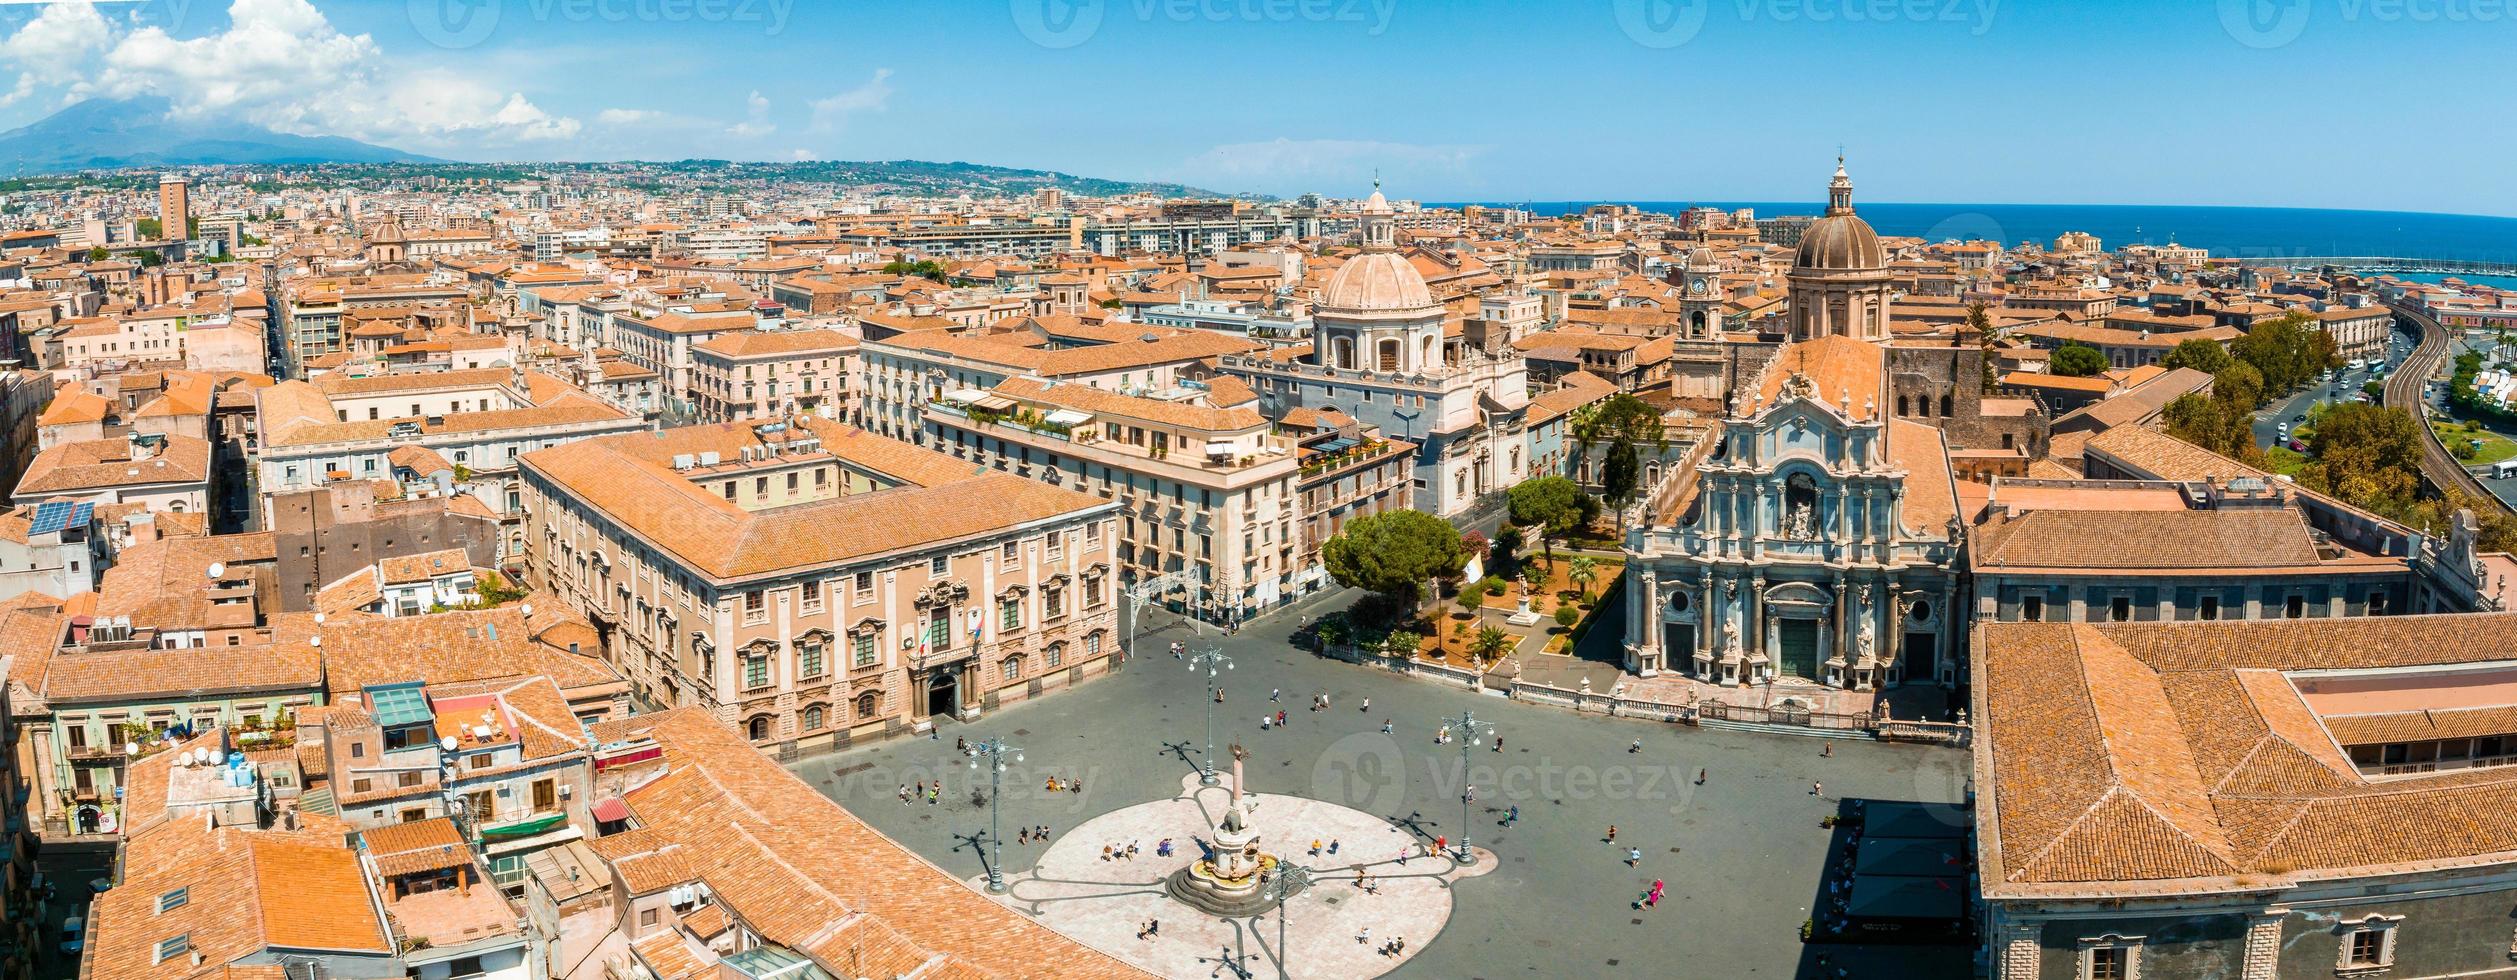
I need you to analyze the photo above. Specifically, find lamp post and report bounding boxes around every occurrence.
[1190,647,1233,786]
[1263,863,1314,979]
[1436,708,1493,866]
[967,736,1023,893]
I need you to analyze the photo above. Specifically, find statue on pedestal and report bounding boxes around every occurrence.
[1165,743,1284,915]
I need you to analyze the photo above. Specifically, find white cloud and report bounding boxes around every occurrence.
[597,107,660,126]
[1181,138,1485,190]
[43,0,580,148]
[789,148,816,161]
[808,68,892,132]
[0,1,113,106]
[727,89,773,137]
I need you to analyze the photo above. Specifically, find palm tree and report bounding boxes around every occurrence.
[1473,626,1512,665]
[1568,556,1599,602]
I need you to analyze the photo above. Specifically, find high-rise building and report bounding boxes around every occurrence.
[156,173,190,240]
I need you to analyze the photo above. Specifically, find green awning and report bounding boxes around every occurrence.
[480,812,567,839]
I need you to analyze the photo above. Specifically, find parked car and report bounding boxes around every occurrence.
[60,916,83,955]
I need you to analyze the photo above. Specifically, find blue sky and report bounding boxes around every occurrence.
[4,0,2512,215]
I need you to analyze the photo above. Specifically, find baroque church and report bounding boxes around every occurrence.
[1621,161,2032,695]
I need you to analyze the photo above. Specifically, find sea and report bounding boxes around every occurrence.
[1430,201,2517,268]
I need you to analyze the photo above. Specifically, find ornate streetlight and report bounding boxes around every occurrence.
[1436,708,1493,865]
[967,736,1023,893]
[1190,647,1233,786]
[1263,863,1314,979]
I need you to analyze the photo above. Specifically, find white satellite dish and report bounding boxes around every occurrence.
[440,735,458,751]
[205,562,224,579]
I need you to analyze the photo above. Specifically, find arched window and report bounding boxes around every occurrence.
[1897,395,1909,416]
[856,691,881,719]
[1044,642,1065,669]
[801,705,826,731]
[1002,655,1024,681]
[746,716,772,741]
[1420,334,1438,369]
[1940,394,1954,417]
[1689,310,1707,335]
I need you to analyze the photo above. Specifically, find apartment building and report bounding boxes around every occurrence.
[273,274,467,374]
[924,378,1290,620]
[687,328,857,423]
[252,368,644,556]
[519,416,1121,755]
[857,327,1260,442]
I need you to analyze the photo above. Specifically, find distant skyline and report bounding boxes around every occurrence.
[0,0,2510,217]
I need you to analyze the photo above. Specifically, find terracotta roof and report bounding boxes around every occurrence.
[1751,335,1886,422]
[522,418,1112,583]
[16,434,213,494]
[1971,508,2322,570]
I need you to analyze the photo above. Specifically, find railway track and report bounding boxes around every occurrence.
[2383,302,2516,517]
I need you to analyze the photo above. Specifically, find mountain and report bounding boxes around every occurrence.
[0,97,443,176]
[702,159,1239,199]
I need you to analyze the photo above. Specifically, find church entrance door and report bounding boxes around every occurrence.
[1778,620,1820,679]
[1903,632,1937,684]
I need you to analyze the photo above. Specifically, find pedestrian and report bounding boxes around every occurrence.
[1436,724,1449,744]
[1629,738,1642,754]
[1821,741,1833,758]
[1645,888,1661,909]
[1328,838,1340,855]
[898,783,910,805]
[1627,846,1641,866]
[1128,840,1140,860]
[1492,735,1504,753]
[1215,687,1224,703]
[1381,719,1394,734]
[956,735,967,753]
[1361,696,1370,712]
[1271,688,1281,702]
[1435,835,1447,855]
[1102,844,1113,862]
[1357,926,1371,945]
[1696,767,1707,786]
[1310,838,1322,856]
[1506,805,1520,825]
[1276,709,1287,727]
[1607,824,1617,842]
[1812,780,1824,797]
[1071,778,1082,794]
[1260,714,1271,730]
[927,786,939,806]
[1157,838,1173,857]
[1016,828,1028,845]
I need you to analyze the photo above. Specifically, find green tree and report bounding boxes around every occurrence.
[1553,605,1580,629]
[1472,626,1512,664]
[1507,476,1589,567]
[2049,343,2109,377]
[2159,339,2234,375]
[85,246,106,262]
[1322,509,1464,608]
[1567,556,1599,601]
[2229,311,2339,394]
[2298,402,2425,517]
[1968,301,2000,390]
[135,217,162,239]
[1573,393,1665,508]
[882,259,947,279]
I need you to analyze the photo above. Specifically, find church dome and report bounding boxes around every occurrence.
[1791,158,1884,272]
[1320,251,1435,312]
[1794,215,1883,271]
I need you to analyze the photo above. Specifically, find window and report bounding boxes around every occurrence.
[931,555,950,575]
[801,580,821,608]
[744,654,770,689]
[853,631,878,668]
[352,778,374,794]
[155,934,191,964]
[640,908,659,928]
[1086,632,1103,656]
[2339,919,2397,972]
[1002,655,1023,681]
[156,888,189,914]
[2078,935,2139,980]
[856,691,880,718]
[1000,597,1021,631]
[397,771,423,788]
[802,705,826,730]
[799,638,825,679]
[1045,642,1064,670]
[2109,597,2131,623]
[2370,591,2389,616]
[2022,595,2045,623]
[1045,586,1064,620]
[469,753,493,770]
[854,570,874,597]
[1002,541,1019,562]
[532,779,557,811]
[2199,596,2221,621]
[2286,595,2306,619]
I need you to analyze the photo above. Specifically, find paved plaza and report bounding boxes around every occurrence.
[791,589,1973,979]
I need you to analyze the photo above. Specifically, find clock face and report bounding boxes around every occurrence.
[1689,278,1708,296]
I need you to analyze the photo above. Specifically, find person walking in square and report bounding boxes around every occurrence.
[1627,846,1642,867]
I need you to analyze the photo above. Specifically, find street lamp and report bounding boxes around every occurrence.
[1190,647,1233,786]
[967,736,1023,893]
[1435,708,1493,866]
[1263,863,1313,978]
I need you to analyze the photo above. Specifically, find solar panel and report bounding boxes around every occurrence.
[25,501,70,536]
[70,502,91,529]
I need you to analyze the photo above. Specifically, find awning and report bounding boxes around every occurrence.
[480,812,568,840]
[1205,440,1236,456]
[590,797,630,823]
[937,388,986,405]
[1844,874,1965,921]
[481,822,584,856]
[971,395,1017,412]
[1044,409,1092,426]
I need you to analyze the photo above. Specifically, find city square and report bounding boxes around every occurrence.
[792,594,1974,978]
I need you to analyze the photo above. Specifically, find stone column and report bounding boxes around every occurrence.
[1637,567,1660,676]
[2241,908,2288,980]
[1748,572,1766,677]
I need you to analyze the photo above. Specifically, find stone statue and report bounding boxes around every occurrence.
[1856,620,1875,662]
[1721,620,1740,656]
[1785,500,1815,539]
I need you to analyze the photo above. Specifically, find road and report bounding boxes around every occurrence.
[2251,333,2414,452]
[790,595,1973,979]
